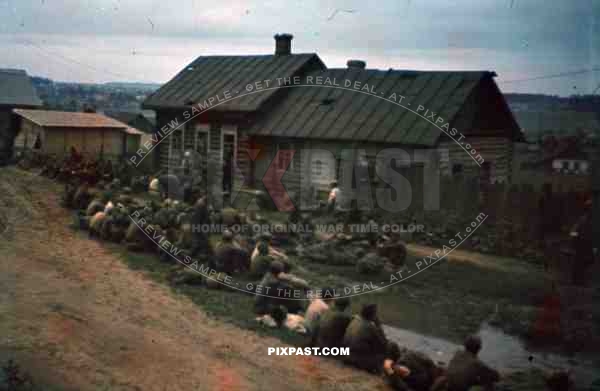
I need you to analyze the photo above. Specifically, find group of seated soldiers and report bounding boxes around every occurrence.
[254,272,501,391]
[62,181,506,391]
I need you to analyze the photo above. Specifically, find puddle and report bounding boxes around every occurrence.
[384,323,599,388]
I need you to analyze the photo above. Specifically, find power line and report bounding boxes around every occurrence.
[20,38,137,80]
[17,41,94,81]
[502,66,600,84]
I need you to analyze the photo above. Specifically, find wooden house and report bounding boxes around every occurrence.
[143,34,522,210]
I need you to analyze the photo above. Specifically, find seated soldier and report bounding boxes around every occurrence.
[62,181,77,208]
[304,287,335,335]
[312,296,352,349]
[275,261,308,315]
[254,261,286,316]
[251,232,288,264]
[250,242,274,278]
[215,230,249,274]
[72,182,91,210]
[446,335,500,391]
[278,261,309,290]
[342,304,389,374]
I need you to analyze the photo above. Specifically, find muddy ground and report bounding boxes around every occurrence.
[0,167,384,390]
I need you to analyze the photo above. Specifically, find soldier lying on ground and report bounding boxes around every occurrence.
[445,335,500,391]
[310,296,352,349]
[255,305,308,334]
[342,303,389,374]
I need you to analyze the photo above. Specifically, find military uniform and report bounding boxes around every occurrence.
[190,203,210,257]
[314,307,352,349]
[342,315,388,373]
[446,350,499,391]
[254,273,284,315]
[215,243,250,274]
[395,349,440,391]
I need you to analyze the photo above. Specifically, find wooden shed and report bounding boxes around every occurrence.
[13,109,143,160]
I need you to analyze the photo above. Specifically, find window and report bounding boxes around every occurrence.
[481,162,491,181]
[314,160,322,175]
[310,150,336,188]
[168,129,184,167]
[276,143,294,170]
[452,163,463,175]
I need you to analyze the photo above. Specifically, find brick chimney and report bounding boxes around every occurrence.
[347,59,366,69]
[274,33,293,55]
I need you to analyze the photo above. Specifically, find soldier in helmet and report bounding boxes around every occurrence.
[446,335,500,391]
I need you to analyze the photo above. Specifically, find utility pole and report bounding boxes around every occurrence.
[591,140,599,266]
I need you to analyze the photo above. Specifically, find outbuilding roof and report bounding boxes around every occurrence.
[13,109,143,136]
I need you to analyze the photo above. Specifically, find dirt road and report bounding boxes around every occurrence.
[0,167,383,391]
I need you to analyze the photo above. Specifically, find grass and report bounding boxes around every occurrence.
[120,231,549,346]
[117,245,564,390]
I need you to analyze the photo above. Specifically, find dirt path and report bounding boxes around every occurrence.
[0,167,384,391]
[405,243,538,274]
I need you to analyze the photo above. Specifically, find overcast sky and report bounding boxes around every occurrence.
[0,0,598,95]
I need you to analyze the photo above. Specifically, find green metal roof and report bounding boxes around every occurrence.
[142,53,323,112]
[249,69,493,146]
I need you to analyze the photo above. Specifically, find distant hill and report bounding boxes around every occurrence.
[505,93,600,113]
[103,82,162,91]
[29,75,160,113]
[505,93,600,142]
